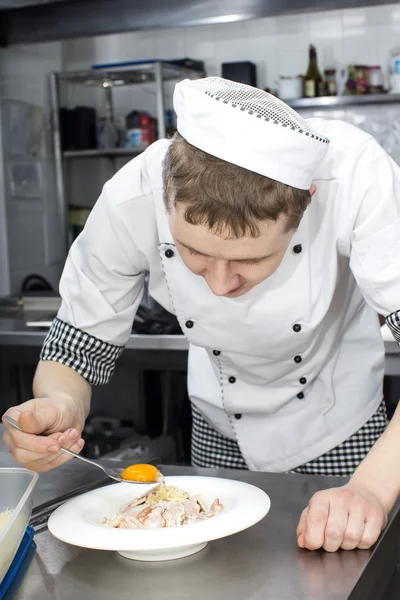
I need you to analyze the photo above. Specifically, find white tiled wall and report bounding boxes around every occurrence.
[63,4,400,93]
[0,42,65,295]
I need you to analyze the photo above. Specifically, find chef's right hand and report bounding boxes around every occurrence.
[2,397,85,472]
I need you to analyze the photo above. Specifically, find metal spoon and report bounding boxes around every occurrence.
[3,415,163,485]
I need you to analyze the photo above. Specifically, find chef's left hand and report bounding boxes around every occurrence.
[296,481,388,552]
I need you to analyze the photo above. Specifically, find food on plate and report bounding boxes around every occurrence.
[100,484,224,529]
[121,463,163,483]
[0,510,12,533]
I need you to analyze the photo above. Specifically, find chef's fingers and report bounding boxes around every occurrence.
[24,438,86,473]
[302,492,330,550]
[3,402,63,435]
[3,429,81,461]
[322,499,349,552]
[16,438,86,473]
[296,506,309,536]
[357,509,385,550]
[7,435,85,472]
[340,507,366,550]
[4,421,62,455]
[296,506,309,548]
[297,532,306,548]
[18,405,62,435]
[2,415,80,455]
[3,428,84,471]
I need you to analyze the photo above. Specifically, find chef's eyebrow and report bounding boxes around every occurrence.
[175,240,273,262]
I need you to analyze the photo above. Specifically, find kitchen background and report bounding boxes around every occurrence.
[2,3,400,296]
[1,1,400,462]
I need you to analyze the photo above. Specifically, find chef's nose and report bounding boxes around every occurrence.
[205,261,239,296]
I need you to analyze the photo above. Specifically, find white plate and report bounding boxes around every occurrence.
[48,476,271,562]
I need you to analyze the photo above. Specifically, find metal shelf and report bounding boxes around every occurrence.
[51,60,190,254]
[288,93,400,110]
[63,148,146,158]
[57,61,202,87]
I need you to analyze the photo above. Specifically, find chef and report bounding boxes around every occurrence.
[3,77,400,552]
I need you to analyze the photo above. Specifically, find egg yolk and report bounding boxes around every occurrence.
[121,463,162,482]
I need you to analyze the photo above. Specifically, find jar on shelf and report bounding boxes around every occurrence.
[277,75,303,101]
[368,66,384,93]
[344,65,357,95]
[324,69,337,96]
[355,65,369,94]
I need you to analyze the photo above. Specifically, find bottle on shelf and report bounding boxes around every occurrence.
[97,86,118,149]
[304,45,324,98]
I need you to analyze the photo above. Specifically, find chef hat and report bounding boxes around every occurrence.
[173,77,330,190]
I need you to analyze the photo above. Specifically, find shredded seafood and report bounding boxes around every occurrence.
[100,484,224,529]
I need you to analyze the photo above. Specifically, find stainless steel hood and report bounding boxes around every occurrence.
[0,0,395,46]
[0,0,80,7]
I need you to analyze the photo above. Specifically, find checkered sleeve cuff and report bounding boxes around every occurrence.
[40,317,124,385]
[386,310,400,345]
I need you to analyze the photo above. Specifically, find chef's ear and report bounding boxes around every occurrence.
[309,184,317,196]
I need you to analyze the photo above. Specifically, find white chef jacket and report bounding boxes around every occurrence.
[44,118,400,472]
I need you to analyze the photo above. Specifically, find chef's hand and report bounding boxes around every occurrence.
[296,482,388,552]
[2,397,85,472]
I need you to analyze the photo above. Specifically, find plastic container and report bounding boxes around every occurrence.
[278,76,303,101]
[0,468,38,586]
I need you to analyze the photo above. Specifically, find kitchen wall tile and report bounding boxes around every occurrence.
[275,13,309,36]
[342,38,379,66]
[390,4,400,33]
[246,16,277,38]
[91,34,123,64]
[276,35,309,78]
[246,35,277,90]
[354,5,398,39]
[363,4,395,28]
[132,32,159,61]
[16,41,62,62]
[184,25,218,77]
[63,36,98,69]
[156,28,186,60]
[341,8,368,38]
[0,42,64,295]
[184,25,216,61]
[308,10,342,41]
[94,31,137,63]
[213,22,250,62]
[7,213,45,270]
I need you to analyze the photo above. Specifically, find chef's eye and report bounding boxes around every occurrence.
[238,258,264,265]
[187,248,202,256]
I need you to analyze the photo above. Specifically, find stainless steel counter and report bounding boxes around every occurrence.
[1,319,399,374]
[0,295,398,375]
[0,317,188,350]
[1,452,398,600]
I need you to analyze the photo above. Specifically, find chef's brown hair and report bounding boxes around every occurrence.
[163,133,311,237]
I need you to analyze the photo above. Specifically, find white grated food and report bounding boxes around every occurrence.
[0,510,12,533]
